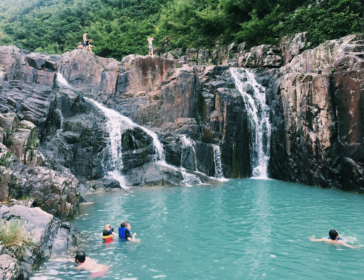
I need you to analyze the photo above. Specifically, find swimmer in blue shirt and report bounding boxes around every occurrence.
[310,229,363,249]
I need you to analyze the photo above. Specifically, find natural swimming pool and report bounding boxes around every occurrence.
[31,179,364,279]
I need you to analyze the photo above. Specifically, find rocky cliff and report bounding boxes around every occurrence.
[1,31,364,211]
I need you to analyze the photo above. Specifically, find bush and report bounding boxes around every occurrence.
[0,152,12,166]
[0,219,34,248]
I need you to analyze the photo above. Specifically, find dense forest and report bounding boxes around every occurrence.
[0,0,362,59]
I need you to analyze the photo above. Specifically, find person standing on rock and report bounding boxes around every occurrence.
[83,31,89,47]
[148,37,154,56]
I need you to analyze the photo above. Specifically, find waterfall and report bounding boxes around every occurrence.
[212,145,224,179]
[85,98,168,187]
[230,68,271,179]
[179,135,202,186]
[56,72,76,90]
[180,135,198,171]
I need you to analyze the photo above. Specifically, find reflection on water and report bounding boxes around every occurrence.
[31,179,364,279]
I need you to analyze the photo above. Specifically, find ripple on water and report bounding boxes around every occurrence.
[31,179,364,279]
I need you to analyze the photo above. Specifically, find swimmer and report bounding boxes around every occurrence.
[75,251,108,277]
[119,222,138,242]
[104,224,118,236]
[310,229,363,249]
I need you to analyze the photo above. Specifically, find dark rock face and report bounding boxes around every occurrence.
[121,127,154,171]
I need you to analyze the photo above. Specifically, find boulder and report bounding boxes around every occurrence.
[7,120,38,163]
[0,254,24,280]
[0,205,79,278]
[0,113,19,132]
[186,49,198,62]
[198,49,211,65]
[121,127,155,171]
[25,56,46,70]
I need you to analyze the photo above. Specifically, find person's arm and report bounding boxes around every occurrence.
[340,242,363,249]
[0,32,3,40]
[310,236,327,242]
[126,231,137,241]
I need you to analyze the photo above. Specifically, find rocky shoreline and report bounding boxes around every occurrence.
[1,31,364,278]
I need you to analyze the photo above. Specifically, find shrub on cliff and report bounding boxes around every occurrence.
[0,219,35,250]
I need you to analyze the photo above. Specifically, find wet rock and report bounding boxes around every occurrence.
[124,162,184,187]
[121,127,155,171]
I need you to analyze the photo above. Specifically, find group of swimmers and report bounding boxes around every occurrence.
[70,222,138,277]
[69,227,362,278]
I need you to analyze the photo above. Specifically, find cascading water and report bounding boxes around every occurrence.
[230,68,271,179]
[179,135,202,186]
[212,145,224,179]
[85,98,166,187]
[56,73,220,186]
[180,135,198,171]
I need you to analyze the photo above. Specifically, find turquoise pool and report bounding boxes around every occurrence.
[31,179,364,279]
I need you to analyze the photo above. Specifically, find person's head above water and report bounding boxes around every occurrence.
[104,224,111,230]
[120,222,131,229]
[329,229,339,240]
[75,251,86,264]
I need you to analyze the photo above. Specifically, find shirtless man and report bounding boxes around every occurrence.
[82,32,88,47]
[310,229,363,249]
[148,37,154,56]
[75,251,108,277]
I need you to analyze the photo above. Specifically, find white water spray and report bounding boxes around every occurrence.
[212,145,224,179]
[180,135,198,171]
[230,68,271,179]
[85,98,167,187]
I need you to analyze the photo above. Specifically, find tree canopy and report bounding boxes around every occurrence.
[0,0,362,59]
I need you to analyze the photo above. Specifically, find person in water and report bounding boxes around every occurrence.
[119,222,137,241]
[147,37,154,56]
[75,251,108,277]
[310,229,363,249]
[104,224,118,236]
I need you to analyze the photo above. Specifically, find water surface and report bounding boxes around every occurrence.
[31,179,364,279]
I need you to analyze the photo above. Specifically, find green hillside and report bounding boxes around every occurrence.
[0,0,362,59]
